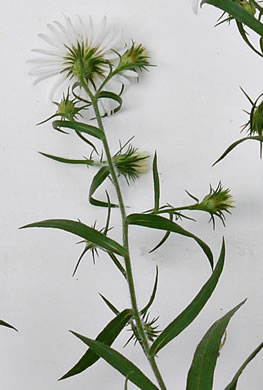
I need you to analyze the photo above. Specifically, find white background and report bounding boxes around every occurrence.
[1,0,263,389]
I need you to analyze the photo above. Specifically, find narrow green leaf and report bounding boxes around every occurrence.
[0,320,18,332]
[224,342,263,390]
[60,309,133,380]
[149,213,173,253]
[202,0,263,36]
[186,299,246,390]
[236,21,263,57]
[39,152,94,166]
[107,252,127,279]
[71,332,159,390]
[97,91,123,114]
[127,213,213,269]
[99,294,120,315]
[213,136,263,166]
[153,152,160,213]
[52,120,104,140]
[150,240,225,355]
[20,219,127,257]
[89,166,118,208]
[141,267,159,316]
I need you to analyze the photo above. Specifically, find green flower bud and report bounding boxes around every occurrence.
[239,0,256,16]
[251,101,263,136]
[113,146,150,182]
[190,182,234,228]
[54,92,85,121]
[118,43,151,72]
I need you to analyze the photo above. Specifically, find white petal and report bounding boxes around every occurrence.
[121,69,138,78]
[92,16,107,47]
[38,33,64,49]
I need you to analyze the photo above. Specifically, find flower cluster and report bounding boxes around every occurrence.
[29,16,151,117]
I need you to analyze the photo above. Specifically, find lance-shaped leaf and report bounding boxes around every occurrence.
[202,0,263,36]
[127,213,213,269]
[20,219,127,257]
[152,152,160,213]
[186,299,246,390]
[150,240,225,356]
[70,332,159,390]
[39,152,95,166]
[52,120,104,140]
[60,309,133,380]
[224,342,263,390]
[0,320,17,331]
[97,91,123,115]
[213,136,263,166]
[89,166,118,208]
[141,267,159,316]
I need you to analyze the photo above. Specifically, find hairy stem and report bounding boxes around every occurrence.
[79,77,167,390]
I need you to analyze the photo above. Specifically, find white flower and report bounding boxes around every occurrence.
[191,0,201,14]
[29,16,138,116]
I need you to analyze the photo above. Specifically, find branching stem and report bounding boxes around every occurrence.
[79,76,167,390]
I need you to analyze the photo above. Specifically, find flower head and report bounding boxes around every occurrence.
[29,16,143,115]
[187,182,234,228]
[196,183,234,227]
[113,145,150,183]
[241,89,263,137]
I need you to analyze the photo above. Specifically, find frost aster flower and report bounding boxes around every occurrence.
[29,16,139,115]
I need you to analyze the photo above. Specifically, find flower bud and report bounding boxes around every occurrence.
[54,92,83,121]
[113,146,150,182]
[239,0,256,16]
[118,43,151,72]
[190,182,234,227]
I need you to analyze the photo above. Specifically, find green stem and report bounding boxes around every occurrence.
[79,77,167,390]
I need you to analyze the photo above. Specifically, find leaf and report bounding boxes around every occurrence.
[236,21,263,57]
[52,120,104,140]
[186,299,246,390]
[149,213,173,253]
[0,319,18,332]
[213,136,263,166]
[60,309,133,380]
[152,152,160,213]
[141,267,159,316]
[150,240,225,355]
[39,152,94,165]
[97,91,123,114]
[127,213,213,269]
[71,332,159,390]
[224,342,263,390]
[20,219,127,257]
[202,0,263,36]
[99,294,120,315]
[89,166,118,208]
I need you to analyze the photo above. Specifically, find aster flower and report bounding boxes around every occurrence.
[29,16,140,116]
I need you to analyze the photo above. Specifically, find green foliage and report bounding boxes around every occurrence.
[52,120,104,139]
[202,0,263,36]
[150,240,225,355]
[127,213,214,269]
[70,332,159,390]
[60,309,133,380]
[186,299,246,390]
[20,219,127,257]
[0,319,17,331]
[224,342,263,389]
[213,135,263,165]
